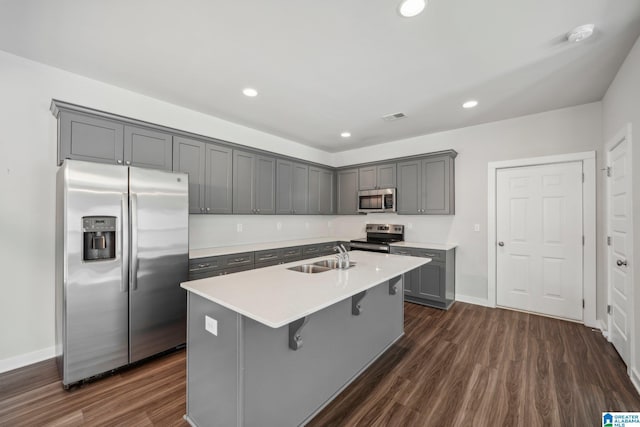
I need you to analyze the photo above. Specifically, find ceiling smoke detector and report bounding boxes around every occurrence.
[567,24,595,43]
[382,112,407,121]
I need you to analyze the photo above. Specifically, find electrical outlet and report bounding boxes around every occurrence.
[277,222,282,231]
[205,316,218,336]
[237,223,243,232]
[407,223,413,229]
[474,224,480,232]
[305,222,309,230]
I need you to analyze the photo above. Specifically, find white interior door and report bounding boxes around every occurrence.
[608,136,632,366]
[496,162,583,320]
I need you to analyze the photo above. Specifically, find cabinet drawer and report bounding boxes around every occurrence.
[318,242,337,255]
[254,259,284,269]
[281,247,302,260]
[302,245,322,257]
[413,249,445,262]
[223,252,254,268]
[254,249,282,263]
[189,256,224,272]
[390,248,412,256]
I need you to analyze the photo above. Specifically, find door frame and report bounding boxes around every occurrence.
[487,151,596,327]
[605,124,634,373]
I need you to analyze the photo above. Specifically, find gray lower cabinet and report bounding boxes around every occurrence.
[396,151,456,215]
[390,246,455,309]
[233,150,276,214]
[358,163,396,190]
[276,160,308,214]
[308,167,334,215]
[188,252,254,280]
[173,136,233,214]
[337,168,359,214]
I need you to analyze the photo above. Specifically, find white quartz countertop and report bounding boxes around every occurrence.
[189,236,357,259]
[181,251,429,328]
[390,241,457,251]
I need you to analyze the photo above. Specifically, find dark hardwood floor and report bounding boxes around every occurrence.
[1,302,639,426]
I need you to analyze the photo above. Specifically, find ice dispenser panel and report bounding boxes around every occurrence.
[82,216,116,261]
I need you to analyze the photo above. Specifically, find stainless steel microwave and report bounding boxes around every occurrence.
[357,188,397,213]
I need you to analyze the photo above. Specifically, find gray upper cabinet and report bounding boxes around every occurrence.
[204,143,233,214]
[292,163,309,214]
[58,111,124,166]
[276,159,294,214]
[337,168,359,215]
[233,150,275,214]
[396,152,456,215]
[173,136,205,214]
[308,166,334,215]
[278,160,309,214]
[173,136,233,214]
[123,125,172,170]
[358,163,396,190]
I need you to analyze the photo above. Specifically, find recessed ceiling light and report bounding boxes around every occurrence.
[462,100,478,109]
[567,24,595,43]
[242,88,258,97]
[398,0,426,17]
[341,132,351,138]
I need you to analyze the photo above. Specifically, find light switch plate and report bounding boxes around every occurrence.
[474,224,480,232]
[205,315,218,336]
[277,222,282,231]
[237,223,243,232]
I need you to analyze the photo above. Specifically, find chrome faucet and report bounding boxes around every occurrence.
[333,244,350,269]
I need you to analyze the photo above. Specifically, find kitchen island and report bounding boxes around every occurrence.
[180,251,429,427]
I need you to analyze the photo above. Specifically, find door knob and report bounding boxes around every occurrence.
[498,241,505,247]
[617,259,628,267]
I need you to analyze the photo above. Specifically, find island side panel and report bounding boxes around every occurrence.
[186,292,242,427]
[242,277,404,427]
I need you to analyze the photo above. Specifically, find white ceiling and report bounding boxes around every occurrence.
[1,0,640,152]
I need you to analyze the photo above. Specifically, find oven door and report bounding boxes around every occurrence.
[349,241,390,253]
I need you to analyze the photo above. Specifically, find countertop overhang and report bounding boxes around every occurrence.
[181,251,429,328]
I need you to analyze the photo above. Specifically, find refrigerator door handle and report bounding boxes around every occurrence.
[130,193,139,291]
[121,194,129,293]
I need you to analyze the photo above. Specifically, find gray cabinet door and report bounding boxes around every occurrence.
[358,166,377,190]
[276,159,293,214]
[396,160,421,214]
[292,163,309,214]
[337,169,359,214]
[59,111,124,166]
[233,150,256,214]
[403,268,419,297]
[422,155,452,214]
[123,125,172,170]
[308,167,321,215]
[205,143,233,214]
[255,155,276,214]
[173,136,205,214]
[377,163,396,188]
[416,262,444,301]
[319,169,334,214]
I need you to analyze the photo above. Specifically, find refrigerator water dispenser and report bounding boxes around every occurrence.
[82,216,116,261]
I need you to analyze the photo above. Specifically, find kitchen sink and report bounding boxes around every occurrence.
[287,264,331,273]
[312,260,357,269]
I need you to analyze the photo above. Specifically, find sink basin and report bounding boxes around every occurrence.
[312,260,357,269]
[287,264,332,273]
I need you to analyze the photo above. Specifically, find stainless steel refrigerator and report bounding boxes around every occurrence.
[55,160,189,387]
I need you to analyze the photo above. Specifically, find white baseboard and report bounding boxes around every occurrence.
[455,295,493,307]
[598,319,609,340]
[631,368,640,396]
[0,346,56,374]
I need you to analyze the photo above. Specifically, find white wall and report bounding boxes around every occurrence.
[602,34,640,387]
[0,50,331,368]
[331,103,604,304]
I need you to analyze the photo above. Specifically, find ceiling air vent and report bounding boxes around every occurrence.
[382,112,407,121]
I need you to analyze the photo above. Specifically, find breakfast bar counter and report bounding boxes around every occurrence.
[181,251,429,427]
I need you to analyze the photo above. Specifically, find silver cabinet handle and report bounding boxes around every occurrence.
[422,253,437,257]
[260,254,278,260]
[125,161,131,165]
[117,159,123,164]
[200,207,205,213]
[498,241,504,247]
[206,207,210,212]
[256,208,260,213]
[130,194,138,291]
[617,259,628,267]
[198,263,211,269]
[121,194,129,293]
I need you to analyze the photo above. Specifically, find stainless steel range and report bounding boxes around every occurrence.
[350,224,404,253]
